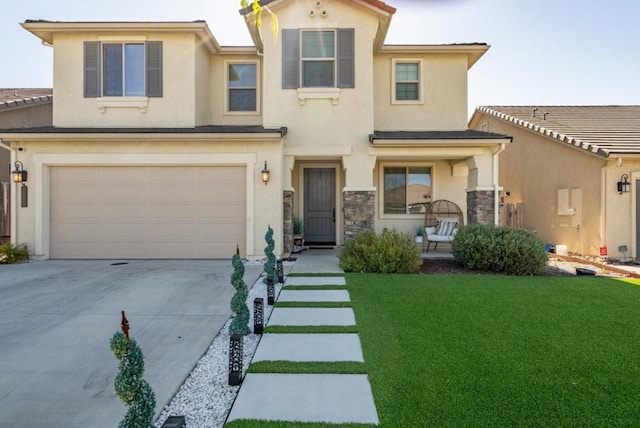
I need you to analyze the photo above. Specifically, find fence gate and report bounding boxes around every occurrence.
[500,202,523,228]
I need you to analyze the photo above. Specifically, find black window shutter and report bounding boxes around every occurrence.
[146,41,163,97]
[282,29,300,89]
[337,29,354,88]
[84,42,101,97]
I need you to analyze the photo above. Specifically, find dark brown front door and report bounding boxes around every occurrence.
[304,168,336,244]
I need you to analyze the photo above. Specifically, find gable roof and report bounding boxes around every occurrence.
[239,0,396,15]
[0,88,53,111]
[473,106,640,158]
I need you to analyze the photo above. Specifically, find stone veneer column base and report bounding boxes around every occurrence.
[283,190,294,254]
[467,190,495,225]
[343,190,375,241]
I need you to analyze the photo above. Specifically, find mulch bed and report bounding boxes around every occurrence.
[418,258,574,276]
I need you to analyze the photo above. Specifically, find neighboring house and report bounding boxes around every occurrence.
[0,88,53,242]
[470,105,640,259]
[0,0,509,260]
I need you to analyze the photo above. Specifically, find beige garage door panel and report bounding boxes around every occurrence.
[50,166,246,259]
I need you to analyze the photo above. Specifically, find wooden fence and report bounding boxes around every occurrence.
[500,202,523,229]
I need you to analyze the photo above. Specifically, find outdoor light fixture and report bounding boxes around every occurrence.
[11,161,27,183]
[261,160,270,184]
[267,276,275,305]
[253,297,264,334]
[617,174,631,194]
[276,259,285,284]
[228,334,243,386]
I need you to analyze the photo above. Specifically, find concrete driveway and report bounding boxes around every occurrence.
[0,259,262,428]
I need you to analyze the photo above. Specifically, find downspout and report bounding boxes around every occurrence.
[0,139,16,243]
[492,143,507,226]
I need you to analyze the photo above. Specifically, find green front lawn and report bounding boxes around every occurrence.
[349,274,640,427]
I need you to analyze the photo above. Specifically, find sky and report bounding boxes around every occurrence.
[1,0,638,118]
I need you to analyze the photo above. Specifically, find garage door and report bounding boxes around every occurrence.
[50,166,246,259]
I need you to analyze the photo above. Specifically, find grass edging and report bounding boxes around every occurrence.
[225,421,375,428]
[275,301,352,308]
[264,325,358,334]
[247,360,366,374]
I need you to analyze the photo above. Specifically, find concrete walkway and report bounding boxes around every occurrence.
[227,249,379,425]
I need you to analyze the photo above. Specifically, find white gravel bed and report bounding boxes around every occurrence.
[154,264,287,428]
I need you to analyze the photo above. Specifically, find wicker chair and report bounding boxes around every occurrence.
[423,200,464,252]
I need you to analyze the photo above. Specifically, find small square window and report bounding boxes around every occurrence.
[392,60,422,103]
[228,63,258,112]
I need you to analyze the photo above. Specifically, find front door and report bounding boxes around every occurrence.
[304,168,336,244]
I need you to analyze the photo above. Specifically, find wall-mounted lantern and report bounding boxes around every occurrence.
[261,161,270,185]
[12,161,27,183]
[617,174,631,194]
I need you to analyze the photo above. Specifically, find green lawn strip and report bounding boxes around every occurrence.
[282,285,345,291]
[346,273,640,427]
[264,325,358,334]
[226,421,375,428]
[275,301,352,308]
[247,360,366,374]
[286,273,345,277]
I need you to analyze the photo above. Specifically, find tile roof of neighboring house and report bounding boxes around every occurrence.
[0,88,53,110]
[476,106,640,158]
[0,125,287,136]
[369,130,512,144]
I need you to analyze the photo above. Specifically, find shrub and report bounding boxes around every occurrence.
[0,243,29,264]
[452,224,547,275]
[339,230,422,274]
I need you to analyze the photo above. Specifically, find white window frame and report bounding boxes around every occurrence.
[379,161,435,218]
[300,29,337,88]
[391,58,424,105]
[224,60,260,116]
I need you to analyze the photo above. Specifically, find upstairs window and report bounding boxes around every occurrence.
[392,59,422,104]
[227,63,258,112]
[382,165,432,215]
[282,28,354,89]
[301,30,335,87]
[84,41,163,98]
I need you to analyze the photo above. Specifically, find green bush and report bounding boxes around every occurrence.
[0,243,29,264]
[452,224,547,275]
[339,230,422,274]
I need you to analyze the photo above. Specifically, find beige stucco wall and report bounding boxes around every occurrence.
[52,32,198,128]
[373,54,469,131]
[194,41,212,126]
[261,0,379,191]
[7,137,283,259]
[476,114,606,256]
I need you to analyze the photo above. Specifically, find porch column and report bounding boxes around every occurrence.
[342,154,376,241]
[282,156,295,254]
[466,152,497,225]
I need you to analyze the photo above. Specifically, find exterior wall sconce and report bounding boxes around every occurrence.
[12,161,27,183]
[617,174,631,194]
[261,160,270,184]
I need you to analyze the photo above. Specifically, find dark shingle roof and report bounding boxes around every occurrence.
[0,88,53,110]
[476,106,640,157]
[369,129,511,144]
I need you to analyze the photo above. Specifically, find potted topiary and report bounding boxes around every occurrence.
[415,226,424,245]
[293,217,304,253]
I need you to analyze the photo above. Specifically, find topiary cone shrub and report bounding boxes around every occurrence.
[229,246,250,336]
[263,225,277,285]
[110,311,156,428]
[451,224,548,275]
[339,229,422,274]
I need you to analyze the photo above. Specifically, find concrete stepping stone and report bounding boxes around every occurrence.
[227,373,379,425]
[284,276,346,287]
[268,307,356,326]
[278,289,350,302]
[252,334,364,362]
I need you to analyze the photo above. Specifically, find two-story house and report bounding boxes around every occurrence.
[0,0,509,260]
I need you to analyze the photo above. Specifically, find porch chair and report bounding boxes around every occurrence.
[423,199,464,252]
